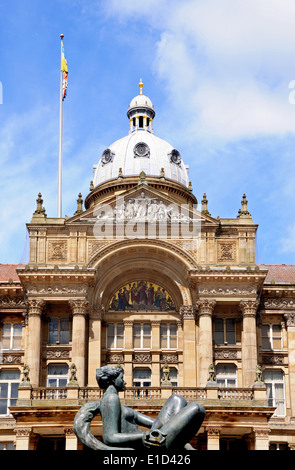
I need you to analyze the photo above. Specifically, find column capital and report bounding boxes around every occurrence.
[69,299,89,316]
[89,304,104,320]
[196,299,216,316]
[179,305,196,320]
[206,426,221,437]
[27,299,46,316]
[240,299,259,317]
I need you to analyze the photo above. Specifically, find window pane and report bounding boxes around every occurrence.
[0,399,7,414]
[143,336,151,348]
[49,319,58,343]
[143,324,151,335]
[2,324,11,349]
[10,383,19,399]
[261,325,271,349]
[0,370,20,380]
[48,364,68,375]
[214,319,224,344]
[59,379,68,387]
[48,379,57,387]
[226,319,236,344]
[60,319,70,344]
[0,383,8,399]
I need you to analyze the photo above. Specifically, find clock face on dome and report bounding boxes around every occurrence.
[169,149,181,166]
[133,142,150,158]
[101,148,114,165]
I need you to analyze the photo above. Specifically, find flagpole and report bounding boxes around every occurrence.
[58,34,64,218]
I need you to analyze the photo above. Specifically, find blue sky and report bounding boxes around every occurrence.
[1,0,295,265]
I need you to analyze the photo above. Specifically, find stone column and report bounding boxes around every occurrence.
[253,428,270,450]
[69,299,88,386]
[206,427,220,450]
[240,300,259,387]
[123,320,133,387]
[64,428,78,450]
[26,299,45,387]
[284,312,295,416]
[88,307,103,386]
[196,300,216,387]
[151,321,160,387]
[180,305,197,387]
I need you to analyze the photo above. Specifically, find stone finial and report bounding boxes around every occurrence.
[33,192,47,217]
[138,171,147,184]
[201,193,211,216]
[118,168,123,180]
[160,167,165,179]
[89,180,94,191]
[237,194,251,218]
[161,363,172,386]
[74,193,83,215]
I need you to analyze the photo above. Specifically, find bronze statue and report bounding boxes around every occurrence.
[73,366,205,450]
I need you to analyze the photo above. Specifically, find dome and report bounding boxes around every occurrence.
[93,130,190,188]
[129,93,154,111]
[92,80,190,189]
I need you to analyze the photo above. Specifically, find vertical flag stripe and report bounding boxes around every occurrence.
[61,44,68,100]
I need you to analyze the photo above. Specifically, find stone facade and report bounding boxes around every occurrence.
[0,86,294,451]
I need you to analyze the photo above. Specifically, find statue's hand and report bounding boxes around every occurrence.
[142,429,167,448]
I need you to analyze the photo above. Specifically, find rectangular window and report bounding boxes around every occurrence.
[160,323,178,349]
[0,370,20,415]
[261,324,282,350]
[133,323,151,349]
[48,318,70,344]
[1,324,22,350]
[214,318,236,345]
[264,370,285,416]
[107,323,124,349]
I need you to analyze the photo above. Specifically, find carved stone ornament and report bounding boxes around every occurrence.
[179,305,195,320]
[0,296,26,308]
[133,142,150,158]
[48,240,67,261]
[133,354,152,363]
[217,241,237,262]
[45,349,70,359]
[69,299,89,316]
[1,353,23,365]
[160,354,178,363]
[27,299,46,316]
[214,349,238,360]
[26,284,88,295]
[101,148,115,166]
[196,299,216,316]
[107,354,124,364]
[199,286,257,296]
[239,299,259,316]
[95,191,191,223]
[265,299,295,310]
[284,312,295,327]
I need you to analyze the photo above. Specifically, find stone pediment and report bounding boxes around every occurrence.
[66,184,218,226]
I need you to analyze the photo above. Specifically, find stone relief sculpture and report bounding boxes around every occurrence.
[96,191,191,222]
[73,366,205,451]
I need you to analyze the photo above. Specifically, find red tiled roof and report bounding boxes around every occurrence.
[0,264,23,283]
[260,265,295,284]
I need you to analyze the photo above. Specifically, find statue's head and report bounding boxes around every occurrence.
[96,366,124,390]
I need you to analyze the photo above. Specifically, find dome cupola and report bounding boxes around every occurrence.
[127,79,155,133]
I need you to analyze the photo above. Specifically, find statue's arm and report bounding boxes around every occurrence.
[133,409,155,428]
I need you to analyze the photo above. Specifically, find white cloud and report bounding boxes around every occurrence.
[106,0,295,142]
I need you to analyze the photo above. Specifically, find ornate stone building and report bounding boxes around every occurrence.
[0,82,295,450]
